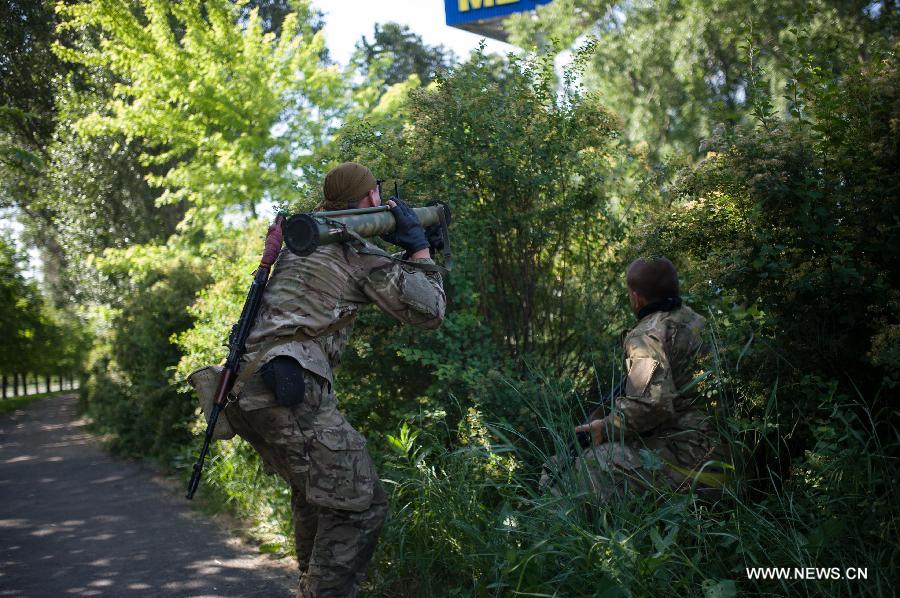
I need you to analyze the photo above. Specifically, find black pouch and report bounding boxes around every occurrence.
[259,356,306,408]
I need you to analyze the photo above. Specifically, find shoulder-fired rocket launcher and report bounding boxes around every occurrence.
[282,203,451,260]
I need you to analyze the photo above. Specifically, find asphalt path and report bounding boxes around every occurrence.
[0,394,294,597]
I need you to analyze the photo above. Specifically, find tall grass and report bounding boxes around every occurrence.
[365,376,898,597]
[170,353,898,596]
[173,434,294,552]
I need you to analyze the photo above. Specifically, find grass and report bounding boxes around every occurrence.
[361,380,898,597]
[172,432,295,556]
[0,389,77,415]
[79,345,898,596]
[160,368,898,597]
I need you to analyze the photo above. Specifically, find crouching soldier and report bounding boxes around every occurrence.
[547,257,730,501]
[225,163,446,597]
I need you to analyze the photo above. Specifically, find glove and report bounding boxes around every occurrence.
[425,223,444,251]
[382,198,429,254]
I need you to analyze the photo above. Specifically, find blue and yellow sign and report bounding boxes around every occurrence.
[445,0,554,42]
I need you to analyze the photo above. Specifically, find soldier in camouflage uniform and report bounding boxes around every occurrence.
[224,163,446,597]
[557,257,729,500]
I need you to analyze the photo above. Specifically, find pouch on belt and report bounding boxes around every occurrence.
[187,365,236,441]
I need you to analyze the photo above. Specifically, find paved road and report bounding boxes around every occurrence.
[0,394,294,597]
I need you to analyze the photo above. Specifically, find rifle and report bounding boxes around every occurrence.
[540,376,626,494]
[186,214,285,500]
[574,377,626,451]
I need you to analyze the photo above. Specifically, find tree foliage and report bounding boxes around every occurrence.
[83,241,210,457]
[4,1,897,595]
[0,234,88,377]
[645,44,899,409]
[507,0,898,162]
[292,49,650,440]
[0,235,43,374]
[352,22,455,93]
[55,0,342,220]
[0,0,62,182]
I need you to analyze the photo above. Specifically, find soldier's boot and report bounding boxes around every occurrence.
[296,483,388,598]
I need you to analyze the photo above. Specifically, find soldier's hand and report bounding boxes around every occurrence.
[382,198,428,255]
[574,419,607,447]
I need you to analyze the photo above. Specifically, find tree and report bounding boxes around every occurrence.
[37,79,187,304]
[0,0,74,299]
[0,235,42,378]
[55,0,343,220]
[0,234,87,388]
[1,0,178,304]
[291,49,647,434]
[0,0,62,188]
[506,0,897,163]
[83,240,210,456]
[56,0,347,459]
[352,23,455,94]
[638,44,899,475]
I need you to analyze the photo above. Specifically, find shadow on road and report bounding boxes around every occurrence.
[0,394,293,597]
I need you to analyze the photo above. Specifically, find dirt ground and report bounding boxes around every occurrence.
[0,394,295,597]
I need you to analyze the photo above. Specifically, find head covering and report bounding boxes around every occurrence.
[321,162,377,211]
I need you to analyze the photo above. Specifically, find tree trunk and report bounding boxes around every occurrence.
[2,374,6,399]
[46,374,51,393]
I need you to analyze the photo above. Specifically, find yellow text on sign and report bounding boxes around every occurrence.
[459,0,520,12]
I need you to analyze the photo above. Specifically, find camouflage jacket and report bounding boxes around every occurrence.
[238,241,445,408]
[599,304,711,441]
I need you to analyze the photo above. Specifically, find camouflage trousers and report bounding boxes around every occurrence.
[540,434,729,502]
[225,370,387,598]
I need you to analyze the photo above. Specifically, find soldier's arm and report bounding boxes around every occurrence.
[596,333,678,440]
[355,255,446,330]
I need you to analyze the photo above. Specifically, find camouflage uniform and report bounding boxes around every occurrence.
[549,304,729,500]
[224,241,445,598]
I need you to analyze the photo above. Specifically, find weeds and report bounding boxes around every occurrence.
[366,374,898,597]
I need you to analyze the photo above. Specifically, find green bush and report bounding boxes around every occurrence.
[635,46,899,482]
[82,244,209,459]
[317,49,647,439]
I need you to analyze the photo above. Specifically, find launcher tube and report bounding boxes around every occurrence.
[324,205,441,239]
[284,204,447,256]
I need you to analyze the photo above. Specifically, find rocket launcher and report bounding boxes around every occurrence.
[282,202,451,268]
